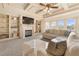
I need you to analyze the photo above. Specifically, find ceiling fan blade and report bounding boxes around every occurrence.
[47,3,58,8]
[51,6,58,8]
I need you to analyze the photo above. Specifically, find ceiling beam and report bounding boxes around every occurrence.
[1,3,9,8]
[24,3,30,10]
[2,3,4,8]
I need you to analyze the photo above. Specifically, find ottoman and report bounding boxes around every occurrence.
[46,37,67,56]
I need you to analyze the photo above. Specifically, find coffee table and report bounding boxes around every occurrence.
[46,37,67,56]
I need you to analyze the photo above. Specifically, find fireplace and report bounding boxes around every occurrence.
[25,30,32,37]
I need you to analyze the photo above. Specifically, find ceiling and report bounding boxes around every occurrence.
[0,3,79,18]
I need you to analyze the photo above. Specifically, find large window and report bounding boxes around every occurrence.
[45,21,57,30]
[67,18,76,31]
[51,22,57,29]
[57,20,64,29]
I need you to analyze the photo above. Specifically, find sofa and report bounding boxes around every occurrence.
[42,29,71,41]
[65,32,79,56]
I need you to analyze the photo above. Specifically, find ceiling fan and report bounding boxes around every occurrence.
[35,3,58,14]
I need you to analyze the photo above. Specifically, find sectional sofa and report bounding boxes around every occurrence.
[42,29,79,56]
[42,29,70,41]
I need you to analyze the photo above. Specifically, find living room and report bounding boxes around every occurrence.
[0,3,79,56]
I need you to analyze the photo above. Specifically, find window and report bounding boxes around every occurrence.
[67,18,76,31]
[57,20,64,29]
[45,22,50,30]
[45,21,57,30]
[51,22,57,29]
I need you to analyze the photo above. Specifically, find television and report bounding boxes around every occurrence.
[23,16,34,24]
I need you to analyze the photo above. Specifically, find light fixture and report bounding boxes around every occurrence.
[14,17,16,20]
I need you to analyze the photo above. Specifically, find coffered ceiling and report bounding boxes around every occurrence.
[0,3,79,18]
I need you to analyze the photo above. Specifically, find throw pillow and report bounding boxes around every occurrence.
[64,31,71,37]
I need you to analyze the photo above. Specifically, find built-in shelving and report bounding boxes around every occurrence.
[0,14,20,39]
[0,14,9,39]
[9,16,19,38]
